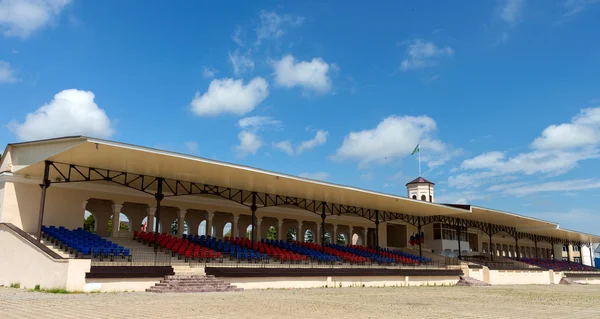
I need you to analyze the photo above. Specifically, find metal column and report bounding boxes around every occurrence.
[374,210,380,253]
[417,217,422,259]
[36,161,51,242]
[456,225,462,259]
[154,178,164,248]
[321,202,326,252]
[488,224,494,262]
[251,192,257,249]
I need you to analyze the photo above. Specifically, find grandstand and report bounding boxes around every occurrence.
[1,136,599,292]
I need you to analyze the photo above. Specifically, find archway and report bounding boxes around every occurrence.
[352,233,363,245]
[107,213,131,234]
[337,233,347,245]
[83,210,97,232]
[286,228,296,242]
[304,230,314,243]
[198,220,215,236]
[267,226,277,240]
[141,216,157,232]
[223,222,232,238]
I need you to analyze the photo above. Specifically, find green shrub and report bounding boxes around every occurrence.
[34,285,41,291]
[9,283,20,288]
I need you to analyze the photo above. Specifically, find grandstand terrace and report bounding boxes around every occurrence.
[1,136,599,292]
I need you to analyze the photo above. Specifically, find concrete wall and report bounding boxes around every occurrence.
[486,269,560,285]
[223,275,459,290]
[0,227,91,290]
[84,278,162,292]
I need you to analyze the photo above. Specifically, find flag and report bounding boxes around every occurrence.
[409,234,415,246]
[411,144,420,155]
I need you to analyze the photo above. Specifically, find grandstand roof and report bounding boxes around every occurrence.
[2,136,599,243]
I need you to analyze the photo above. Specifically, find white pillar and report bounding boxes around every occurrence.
[297,221,303,242]
[233,215,240,238]
[364,227,368,247]
[111,203,123,237]
[146,207,156,232]
[206,211,214,237]
[332,224,338,245]
[277,219,284,241]
[177,209,187,237]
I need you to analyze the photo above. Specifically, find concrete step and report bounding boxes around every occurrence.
[146,274,242,293]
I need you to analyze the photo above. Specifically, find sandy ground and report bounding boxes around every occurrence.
[1,285,599,319]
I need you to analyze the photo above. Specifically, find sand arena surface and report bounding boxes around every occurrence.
[1,285,600,318]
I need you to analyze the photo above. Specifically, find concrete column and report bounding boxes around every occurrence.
[111,203,123,237]
[277,219,284,241]
[364,227,368,247]
[206,211,214,237]
[177,209,187,237]
[256,217,262,241]
[349,226,354,245]
[297,221,303,242]
[332,224,338,245]
[146,207,156,232]
[233,215,240,238]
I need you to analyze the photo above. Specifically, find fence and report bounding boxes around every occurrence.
[460,256,540,270]
[90,249,172,266]
[180,254,462,270]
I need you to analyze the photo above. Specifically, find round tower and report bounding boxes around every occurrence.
[406,177,435,203]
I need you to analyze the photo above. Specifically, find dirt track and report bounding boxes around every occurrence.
[1,285,599,318]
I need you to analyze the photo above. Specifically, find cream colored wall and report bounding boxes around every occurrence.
[486,269,555,285]
[407,184,434,202]
[0,228,91,290]
[84,278,162,292]
[223,275,459,289]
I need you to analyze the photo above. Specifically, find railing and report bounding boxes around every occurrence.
[90,249,172,266]
[460,256,541,270]
[180,254,461,270]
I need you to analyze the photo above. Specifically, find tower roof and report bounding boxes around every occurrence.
[406,176,435,186]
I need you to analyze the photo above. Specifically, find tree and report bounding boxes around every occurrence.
[224,230,232,238]
[324,232,331,244]
[84,215,95,232]
[305,230,314,243]
[267,226,277,240]
[286,228,296,242]
[107,219,129,233]
[337,234,346,245]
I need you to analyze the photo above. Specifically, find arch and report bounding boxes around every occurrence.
[83,210,97,232]
[107,213,131,234]
[198,220,215,236]
[337,233,347,245]
[412,195,417,199]
[141,216,157,232]
[352,233,363,245]
[267,226,277,240]
[304,230,314,243]
[324,232,332,244]
[287,228,297,242]
[223,222,232,238]
[245,225,253,239]
[420,195,426,201]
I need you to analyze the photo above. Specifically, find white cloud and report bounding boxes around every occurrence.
[400,39,454,71]
[451,107,600,189]
[190,77,269,116]
[272,140,294,155]
[502,179,600,196]
[202,66,217,79]
[531,107,600,150]
[272,129,328,155]
[232,26,245,47]
[298,172,329,181]
[434,190,491,204]
[272,55,333,93]
[562,0,599,17]
[237,116,281,130]
[499,0,525,26]
[0,60,18,83]
[184,141,198,154]
[235,131,262,157]
[297,130,328,154]
[255,10,304,45]
[7,89,115,141]
[229,49,254,75]
[0,0,71,38]
[333,115,450,168]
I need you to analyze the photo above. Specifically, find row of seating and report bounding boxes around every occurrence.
[134,231,223,262]
[513,258,599,271]
[43,226,131,259]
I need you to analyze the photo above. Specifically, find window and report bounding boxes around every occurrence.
[562,245,568,252]
[574,257,581,263]
[432,223,466,241]
[412,195,417,199]
[421,195,426,201]
[573,245,579,252]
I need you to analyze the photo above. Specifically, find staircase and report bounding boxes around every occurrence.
[40,238,75,258]
[146,275,243,293]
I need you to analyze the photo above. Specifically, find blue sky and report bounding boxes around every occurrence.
[1,0,600,234]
